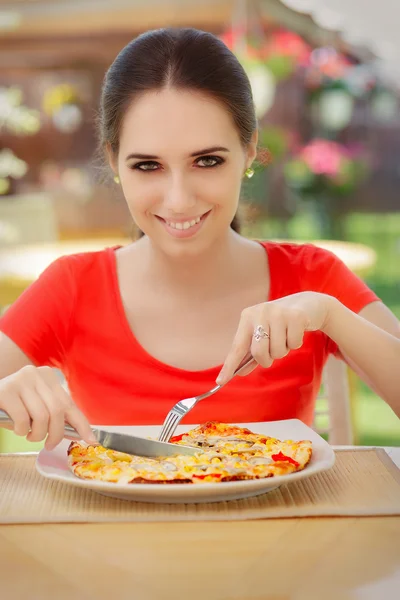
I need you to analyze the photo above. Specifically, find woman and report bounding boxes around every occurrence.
[0,28,399,451]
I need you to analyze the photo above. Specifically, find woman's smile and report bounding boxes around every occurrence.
[155,210,212,239]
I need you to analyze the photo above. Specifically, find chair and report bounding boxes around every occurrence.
[314,354,354,444]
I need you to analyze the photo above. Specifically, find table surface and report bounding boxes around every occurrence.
[0,238,377,282]
[0,446,398,600]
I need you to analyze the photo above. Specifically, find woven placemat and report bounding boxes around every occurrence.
[0,449,399,524]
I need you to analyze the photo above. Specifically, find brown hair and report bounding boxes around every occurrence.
[100,28,258,234]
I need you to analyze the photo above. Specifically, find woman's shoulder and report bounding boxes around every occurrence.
[258,240,347,298]
[41,246,118,282]
[260,240,338,270]
[16,246,120,310]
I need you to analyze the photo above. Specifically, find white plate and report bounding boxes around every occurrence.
[36,419,335,504]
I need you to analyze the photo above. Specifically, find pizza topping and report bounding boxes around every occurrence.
[192,473,222,480]
[248,457,273,465]
[169,433,185,443]
[160,461,178,471]
[271,452,300,467]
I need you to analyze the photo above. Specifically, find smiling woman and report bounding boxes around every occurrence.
[101,28,258,251]
[0,27,399,451]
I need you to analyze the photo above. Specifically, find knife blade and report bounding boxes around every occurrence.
[78,426,200,458]
[0,410,200,458]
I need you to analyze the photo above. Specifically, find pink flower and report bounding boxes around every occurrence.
[263,30,311,65]
[299,139,348,176]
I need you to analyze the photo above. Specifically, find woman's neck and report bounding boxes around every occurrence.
[133,230,260,299]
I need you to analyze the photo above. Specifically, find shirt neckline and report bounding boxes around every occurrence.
[106,241,277,378]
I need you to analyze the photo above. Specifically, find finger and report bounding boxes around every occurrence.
[1,395,31,437]
[216,312,254,385]
[232,352,259,378]
[34,376,67,451]
[286,315,305,350]
[268,318,290,360]
[20,387,49,442]
[250,324,273,368]
[37,367,96,446]
[236,363,258,377]
[64,403,97,445]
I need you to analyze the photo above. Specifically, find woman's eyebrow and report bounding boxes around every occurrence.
[126,153,158,160]
[125,146,230,161]
[190,146,230,157]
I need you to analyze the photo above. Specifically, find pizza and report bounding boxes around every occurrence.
[67,421,312,485]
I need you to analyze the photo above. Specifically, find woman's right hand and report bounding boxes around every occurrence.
[0,365,97,450]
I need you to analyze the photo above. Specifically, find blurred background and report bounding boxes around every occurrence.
[0,0,399,451]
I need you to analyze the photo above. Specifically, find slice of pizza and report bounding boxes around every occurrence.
[170,421,311,464]
[170,421,268,445]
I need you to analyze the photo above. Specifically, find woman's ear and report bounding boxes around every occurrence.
[247,129,258,168]
[105,143,118,175]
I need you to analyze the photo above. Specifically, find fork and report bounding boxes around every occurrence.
[157,355,256,443]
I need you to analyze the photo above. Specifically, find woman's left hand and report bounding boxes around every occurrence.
[216,292,334,385]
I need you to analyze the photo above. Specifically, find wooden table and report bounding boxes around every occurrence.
[0,447,398,600]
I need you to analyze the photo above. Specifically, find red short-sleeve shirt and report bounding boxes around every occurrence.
[0,242,379,426]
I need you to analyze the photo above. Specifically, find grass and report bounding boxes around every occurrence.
[246,209,400,447]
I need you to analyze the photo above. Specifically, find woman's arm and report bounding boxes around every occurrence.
[0,256,77,373]
[218,291,400,418]
[323,298,400,416]
[0,333,33,380]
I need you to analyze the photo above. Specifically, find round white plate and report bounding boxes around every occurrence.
[36,419,335,504]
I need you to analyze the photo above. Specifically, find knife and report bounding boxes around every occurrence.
[0,409,200,458]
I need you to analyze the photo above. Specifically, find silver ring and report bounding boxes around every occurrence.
[253,325,270,342]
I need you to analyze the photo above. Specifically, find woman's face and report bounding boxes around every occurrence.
[113,87,257,257]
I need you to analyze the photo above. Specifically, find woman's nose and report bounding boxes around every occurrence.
[164,173,196,213]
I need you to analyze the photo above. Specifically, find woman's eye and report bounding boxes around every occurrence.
[132,161,159,171]
[196,156,224,168]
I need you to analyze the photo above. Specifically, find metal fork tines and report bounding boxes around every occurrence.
[157,356,255,443]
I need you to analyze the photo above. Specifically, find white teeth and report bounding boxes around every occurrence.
[166,216,202,230]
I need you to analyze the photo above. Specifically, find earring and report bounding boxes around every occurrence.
[113,175,120,184]
[245,167,255,179]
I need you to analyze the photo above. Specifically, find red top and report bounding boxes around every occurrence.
[0,242,379,427]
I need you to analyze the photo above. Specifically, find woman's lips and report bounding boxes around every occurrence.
[156,210,211,239]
